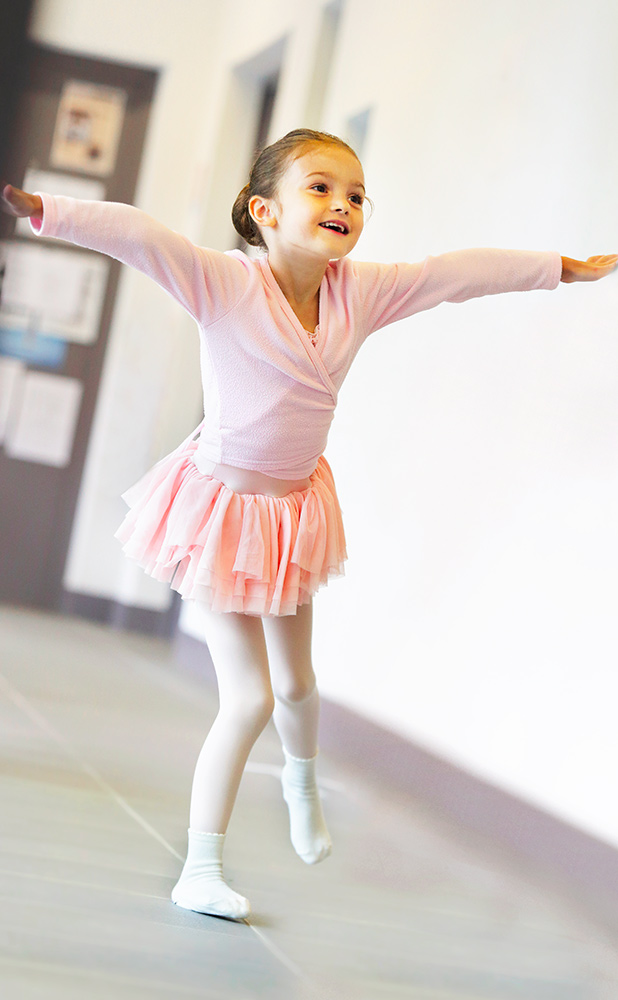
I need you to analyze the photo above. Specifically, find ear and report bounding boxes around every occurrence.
[248,195,277,229]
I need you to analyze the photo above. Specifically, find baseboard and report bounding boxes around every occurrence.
[173,628,618,935]
[318,699,618,934]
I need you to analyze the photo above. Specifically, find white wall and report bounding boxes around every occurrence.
[32,0,618,848]
[314,0,618,848]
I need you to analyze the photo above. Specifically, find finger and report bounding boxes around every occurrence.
[587,254,618,265]
[584,259,618,281]
[1,184,20,208]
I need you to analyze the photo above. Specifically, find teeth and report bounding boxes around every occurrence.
[321,222,346,233]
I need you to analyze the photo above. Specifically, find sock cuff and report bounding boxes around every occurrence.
[187,828,225,840]
[283,747,319,763]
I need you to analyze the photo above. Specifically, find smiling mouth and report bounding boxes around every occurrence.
[319,221,349,235]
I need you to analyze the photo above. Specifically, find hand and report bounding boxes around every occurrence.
[0,183,43,219]
[561,254,618,282]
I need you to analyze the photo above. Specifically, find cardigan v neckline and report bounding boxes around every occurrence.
[259,257,338,404]
[260,257,325,344]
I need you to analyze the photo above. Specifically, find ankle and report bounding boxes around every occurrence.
[172,829,251,920]
[283,746,318,763]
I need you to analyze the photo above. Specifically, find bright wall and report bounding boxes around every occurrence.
[315,0,618,848]
[31,0,618,848]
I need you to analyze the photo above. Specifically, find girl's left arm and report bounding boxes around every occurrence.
[356,247,617,337]
[560,255,618,282]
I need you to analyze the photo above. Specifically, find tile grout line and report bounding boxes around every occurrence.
[0,954,226,997]
[0,669,306,982]
[0,670,183,860]
[246,924,307,979]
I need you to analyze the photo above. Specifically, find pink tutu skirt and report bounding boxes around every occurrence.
[115,436,346,616]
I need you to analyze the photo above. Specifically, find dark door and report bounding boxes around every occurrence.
[0,46,157,608]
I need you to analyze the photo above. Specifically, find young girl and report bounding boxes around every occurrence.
[2,128,616,922]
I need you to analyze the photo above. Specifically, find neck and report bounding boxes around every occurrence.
[266,246,327,308]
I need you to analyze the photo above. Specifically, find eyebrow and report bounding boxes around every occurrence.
[305,171,366,192]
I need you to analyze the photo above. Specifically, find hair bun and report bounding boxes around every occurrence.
[232,184,264,248]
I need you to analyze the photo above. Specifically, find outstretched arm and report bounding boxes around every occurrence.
[1,184,237,325]
[358,246,617,336]
[560,254,618,282]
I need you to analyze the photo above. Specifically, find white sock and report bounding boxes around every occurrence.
[171,830,251,920]
[281,747,332,865]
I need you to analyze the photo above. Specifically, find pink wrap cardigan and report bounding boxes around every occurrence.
[33,195,562,479]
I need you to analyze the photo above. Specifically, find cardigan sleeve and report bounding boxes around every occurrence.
[30,193,247,325]
[353,248,563,335]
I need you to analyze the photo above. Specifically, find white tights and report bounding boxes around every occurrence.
[173,601,331,917]
[188,601,320,833]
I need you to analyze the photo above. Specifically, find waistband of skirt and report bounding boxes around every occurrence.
[190,422,321,483]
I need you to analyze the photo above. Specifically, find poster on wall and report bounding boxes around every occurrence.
[0,241,108,344]
[50,80,127,176]
[15,169,105,239]
[4,371,83,467]
[0,357,25,444]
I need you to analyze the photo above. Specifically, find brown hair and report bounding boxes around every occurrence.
[232,128,360,249]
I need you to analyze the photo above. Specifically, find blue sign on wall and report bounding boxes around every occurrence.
[0,327,68,369]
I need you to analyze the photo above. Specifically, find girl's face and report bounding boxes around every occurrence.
[256,144,366,261]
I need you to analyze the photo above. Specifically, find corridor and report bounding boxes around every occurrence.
[1,605,617,999]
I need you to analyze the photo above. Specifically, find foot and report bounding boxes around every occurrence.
[281,749,332,865]
[172,875,251,920]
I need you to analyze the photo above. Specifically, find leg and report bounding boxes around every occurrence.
[190,608,274,834]
[263,601,318,759]
[172,608,274,919]
[263,602,332,865]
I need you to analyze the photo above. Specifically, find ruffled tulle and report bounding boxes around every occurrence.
[115,438,346,616]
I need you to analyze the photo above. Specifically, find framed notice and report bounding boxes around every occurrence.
[50,80,127,176]
[4,371,83,467]
[0,241,108,344]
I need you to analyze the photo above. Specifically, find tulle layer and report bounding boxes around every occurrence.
[115,440,346,616]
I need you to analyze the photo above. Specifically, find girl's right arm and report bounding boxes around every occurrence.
[0,184,228,324]
[1,184,42,220]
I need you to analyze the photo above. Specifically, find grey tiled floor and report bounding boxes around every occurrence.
[1,606,618,999]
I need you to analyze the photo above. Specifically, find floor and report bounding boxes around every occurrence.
[1,606,618,1000]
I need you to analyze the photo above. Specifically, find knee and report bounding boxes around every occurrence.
[222,683,274,732]
[273,671,317,706]
[253,687,276,728]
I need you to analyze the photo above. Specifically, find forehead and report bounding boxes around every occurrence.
[286,144,364,185]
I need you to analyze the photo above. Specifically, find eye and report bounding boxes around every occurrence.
[311,183,328,193]
[349,193,364,206]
